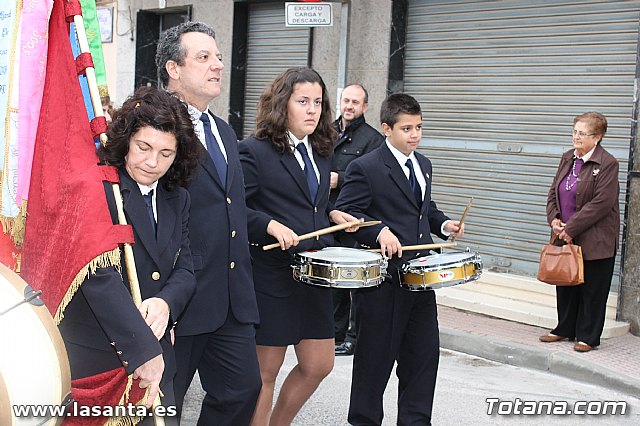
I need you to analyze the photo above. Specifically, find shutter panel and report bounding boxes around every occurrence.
[404,0,639,287]
[243,3,310,137]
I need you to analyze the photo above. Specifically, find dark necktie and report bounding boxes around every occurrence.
[143,190,156,238]
[296,143,319,202]
[406,158,422,207]
[200,113,227,187]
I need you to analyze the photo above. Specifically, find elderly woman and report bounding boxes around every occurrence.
[59,86,200,422]
[540,112,620,353]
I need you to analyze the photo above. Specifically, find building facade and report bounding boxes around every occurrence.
[103,0,640,334]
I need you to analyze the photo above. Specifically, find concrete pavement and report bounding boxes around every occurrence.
[438,305,640,397]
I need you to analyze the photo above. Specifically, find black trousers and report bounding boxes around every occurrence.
[552,256,615,347]
[173,312,262,426]
[348,281,439,426]
[333,288,357,344]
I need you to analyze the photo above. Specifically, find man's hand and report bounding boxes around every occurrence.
[139,297,170,340]
[266,220,300,250]
[444,220,465,239]
[330,172,339,189]
[378,228,403,258]
[133,354,164,408]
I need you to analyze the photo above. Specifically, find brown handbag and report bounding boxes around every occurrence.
[537,234,584,286]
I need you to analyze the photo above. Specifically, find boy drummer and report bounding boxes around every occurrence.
[336,93,464,425]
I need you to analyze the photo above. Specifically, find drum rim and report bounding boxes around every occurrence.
[296,274,385,288]
[0,264,72,407]
[406,252,480,270]
[0,371,11,426]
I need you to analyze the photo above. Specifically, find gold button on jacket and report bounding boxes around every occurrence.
[152,271,161,281]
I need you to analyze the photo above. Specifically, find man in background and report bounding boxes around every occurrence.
[330,84,384,356]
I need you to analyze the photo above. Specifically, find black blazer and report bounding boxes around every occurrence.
[176,113,259,336]
[59,170,196,385]
[330,115,384,203]
[239,136,335,297]
[336,143,450,281]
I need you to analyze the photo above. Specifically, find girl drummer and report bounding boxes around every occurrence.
[238,67,358,425]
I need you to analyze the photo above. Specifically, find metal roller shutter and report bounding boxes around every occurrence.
[404,0,640,288]
[243,2,310,137]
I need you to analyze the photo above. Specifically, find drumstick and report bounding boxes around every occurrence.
[369,242,457,253]
[262,220,381,251]
[451,197,473,242]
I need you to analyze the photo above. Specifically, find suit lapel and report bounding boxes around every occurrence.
[213,113,237,191]
[316,154,330,204]
[156,184,177,258]
[120,172,162,267]
[380,144,420,208]
[281,151,313,202]
[200,151,224,190]
[415,154,430,213]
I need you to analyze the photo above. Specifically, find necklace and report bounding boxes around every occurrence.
[565,157,580,191]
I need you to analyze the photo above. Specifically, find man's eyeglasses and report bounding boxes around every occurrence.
[572,130,596,138]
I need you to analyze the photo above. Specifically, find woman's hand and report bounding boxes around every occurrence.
[558,230,573,244]
[551,218,566,236]
[139,297,170,340]
[329,210,360,232]
[266,220,300,250]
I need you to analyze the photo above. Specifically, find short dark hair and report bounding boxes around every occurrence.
[342,83,369,104]
[380,93,422,128]
[254,67,336,157]
[574,112,608,144]
[100,86,201,191]
[155,22,216,87]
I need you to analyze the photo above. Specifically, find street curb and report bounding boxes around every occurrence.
[440,327,640,397]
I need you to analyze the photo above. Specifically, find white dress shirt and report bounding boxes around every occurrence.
[137,180,158,221]
[288,131,320,183]
[187,104,228,162]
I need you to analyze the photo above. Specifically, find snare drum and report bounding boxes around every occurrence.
[0,264,72,425]
[401,250,482,291]
[293,247,387,289]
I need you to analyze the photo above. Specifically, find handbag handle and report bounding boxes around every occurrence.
[550,232,574,245]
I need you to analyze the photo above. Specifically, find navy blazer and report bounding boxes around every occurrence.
[336,143,449,281]
[239,136,335,297]
[176,113,259,336]
[59,170,196,385]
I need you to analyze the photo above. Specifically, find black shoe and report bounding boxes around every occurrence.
[335,341,355,356]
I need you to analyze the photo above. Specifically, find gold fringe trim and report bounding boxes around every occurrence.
[54,248,122,325]
[103,376,148,426]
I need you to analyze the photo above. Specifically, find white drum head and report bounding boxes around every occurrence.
[299,247,382,263]
[0,264,71,425]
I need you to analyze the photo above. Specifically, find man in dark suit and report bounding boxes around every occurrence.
[156,22,261,425]
[336,93,464,426]
[330,84,384,356]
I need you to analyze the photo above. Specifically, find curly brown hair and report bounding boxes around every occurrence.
[99,86,201,191]
[253,68,336,157]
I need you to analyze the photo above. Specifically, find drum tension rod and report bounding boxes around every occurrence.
[0,285,44,316]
